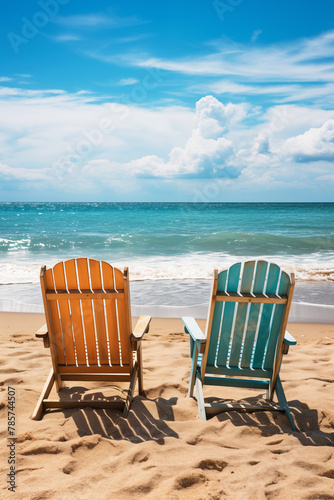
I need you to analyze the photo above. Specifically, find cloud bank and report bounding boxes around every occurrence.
[0,88,333,199]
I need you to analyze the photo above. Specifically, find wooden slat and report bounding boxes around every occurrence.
[253,261,269,293]
[266,263,281,294]
[114,268,131,366]
[264,271,291,371]
[216,263,240,368]
[203,375,269,389]
[229,261,255,368]
[206,302,223,365]
[45,268,65,365]
[252,263,279,369]
[241,261,267,368]
[58,364,130,374]
[31,368,55,420]
[123,363,138,417]
[215,293,287,304]
[102,261,120,365]
[46,291,124,300]
[264,306,284,370]
[64,259,87,365]
[206,270,227,365]
[61,374,132,382]
[76,258,98,365]
[123,267,134,376]
[205,365,271,378]
[53,262,76,365]
[89,259,109,365]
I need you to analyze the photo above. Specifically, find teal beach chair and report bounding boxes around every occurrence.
[182,260,297,431]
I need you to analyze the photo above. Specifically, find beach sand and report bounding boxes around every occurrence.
[0,312,334,499]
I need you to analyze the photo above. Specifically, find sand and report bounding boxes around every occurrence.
[0,312,334,500]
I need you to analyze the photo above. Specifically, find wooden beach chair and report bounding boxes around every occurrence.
[32,258,151,420]
[182,260,297,431]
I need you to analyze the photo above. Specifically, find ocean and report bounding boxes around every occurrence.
[0,202,333,315]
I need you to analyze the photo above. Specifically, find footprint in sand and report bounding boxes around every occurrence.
[174,472,207,490]
[197,459,227,472]
[20,442,62,455]
[131,451,149,464]
[62,460,77,475]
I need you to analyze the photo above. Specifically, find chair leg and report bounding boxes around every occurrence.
[31,368,55,420]
[123,363,138,418]
[275,376,297,431]
[188,339,199,398]
[137,342,144,395]
[195,370,207,421]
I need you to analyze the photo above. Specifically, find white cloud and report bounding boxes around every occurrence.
[55,13,146,29]
[117,78,139,86]
[196,80,334,105]
[52,34,82,42]
[0,163,50,181]
[55,14,112,27]
[251,30,262,43]
[76,97,241,182]
[284,120,334,162]
[129,30,334,83]
[0,86,194,180]
[0,89,333,197]
[116,96,243,178]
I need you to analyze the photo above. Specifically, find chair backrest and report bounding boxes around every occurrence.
[40,258,133,375]
[202,260,294,379]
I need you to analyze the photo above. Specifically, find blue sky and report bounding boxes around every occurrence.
[1,0,334,201]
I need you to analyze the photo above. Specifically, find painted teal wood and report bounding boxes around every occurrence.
[215,263,241,367]
[284,331,297,345]
[183,260,296,429]
[195,371,206,420]
[253,261,269,292]
[241,261,268,368]
[205,365,271,378]
[264,303,284,370]
[266,263,281,295]
[252,263,280,369]
[207,302,223,365]
[229,261,255,367]
[204,376,269,390]
[206,270,227,365]
[217,269,228,291]
[275,376,296,431]
[263,270,291,370]
[182,317,206,397]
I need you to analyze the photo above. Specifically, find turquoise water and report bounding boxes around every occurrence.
[0,202,333,310]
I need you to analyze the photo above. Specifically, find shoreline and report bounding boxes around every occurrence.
[0,279,333,323]
[0,301,333,324]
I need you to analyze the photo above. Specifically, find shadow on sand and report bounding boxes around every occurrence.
[45,385,179,443]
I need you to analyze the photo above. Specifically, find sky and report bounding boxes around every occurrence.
[0,0,334,202]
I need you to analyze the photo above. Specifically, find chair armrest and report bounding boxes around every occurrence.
[35,324,50,348]
[36,324,48,338]
[282,330,297,355]
[131,315,151,342]
[284,330,297,345]
[182,317,206,343]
